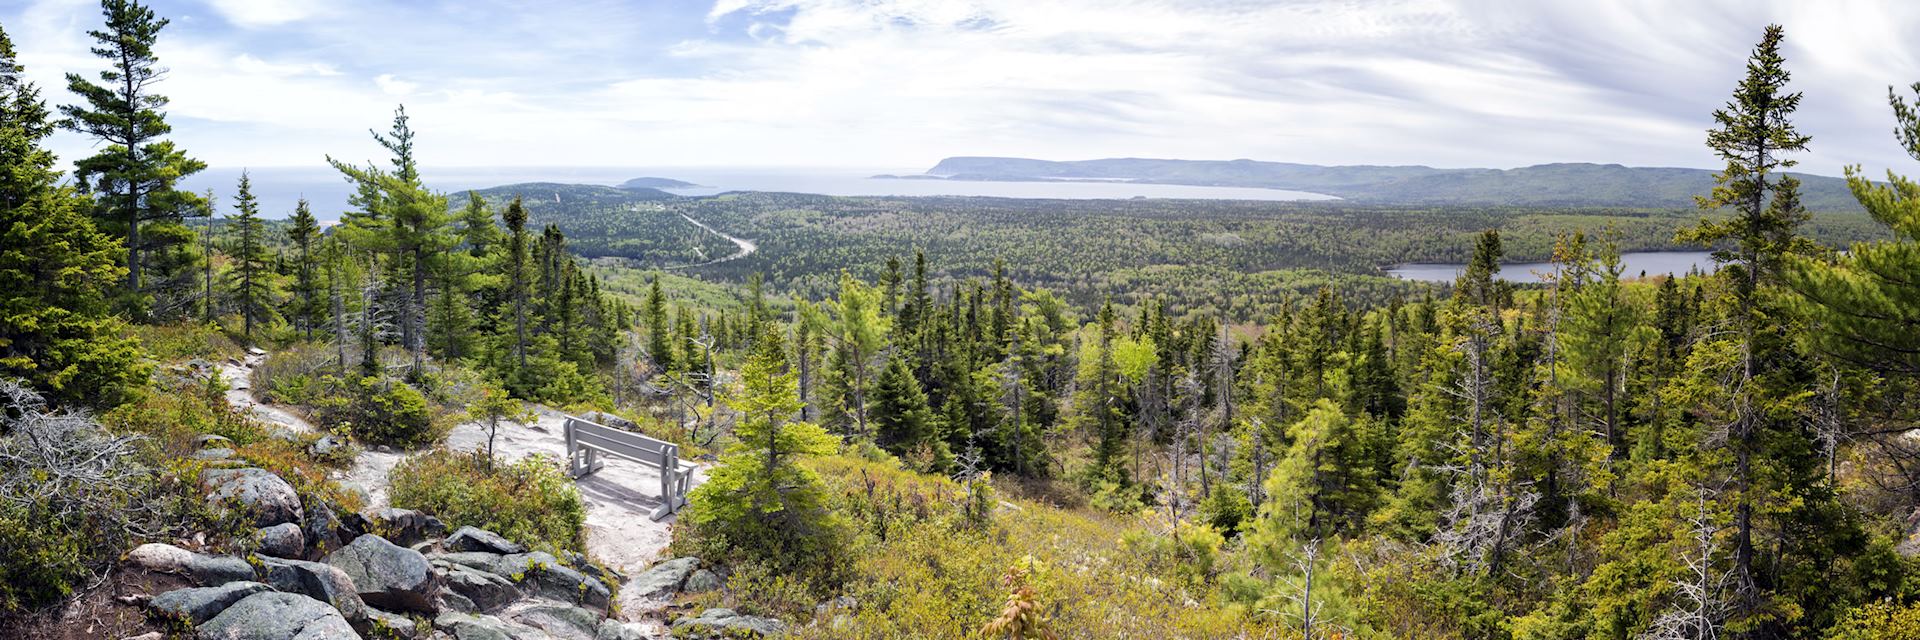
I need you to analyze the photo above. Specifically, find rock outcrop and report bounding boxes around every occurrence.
[325,533,441,613]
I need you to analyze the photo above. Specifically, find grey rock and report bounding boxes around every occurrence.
[126,543,196,574]
[438,587,478,614]
[496,553,610,611]
[507,602,601,640]
[594,620,654,640]
[433,610,551,640]
[303,499,354,556]
[445,527,526,555]
[193,555,259,586]
[430,551,505,575]
[193,447,236,461]
[578,411,637,431]
[258,523,306,559]
[197,434,234,448]
[257,556,367,623]
[627,557,700,600]
[681,569,722,594]
[368,607,428,639]
[326,533,441,613]
[670,608,785,638]
[149,581,271,625]
[369,508,447,545]
[196,591,359,640]
[560,552,621,587]
[436,561,520,613]
[308,435,349,459]
[201,467,305,528]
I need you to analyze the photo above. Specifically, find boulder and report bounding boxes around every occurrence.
[670,608,785,638]
[627,557,700,600]
[258,523,306,559]
[196,434,234,449]
[433,610,550,640]
[149,581,272,625]
[496,552,610,611]
[302,499,357,556]
[369,508,447,545]
[193,447,236,461]
[435,561,520,613]
[430,551,506,575]
[437,587,478,614]
[201,467,304,528]
[579,411,637,431]
[129,543,257,586]
[257,557,367,623]
[561,552,622,586]
[196,591,358,640]
[326,534,441,613]
[445,527,526,555]
[506,602,602,640]
[682,569,723,594]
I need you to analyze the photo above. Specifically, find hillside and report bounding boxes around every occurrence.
[923,156,1866,210]
[460,183,740,267]
[619,177,700,189]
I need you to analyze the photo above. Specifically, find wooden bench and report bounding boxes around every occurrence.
[563,415,693,521]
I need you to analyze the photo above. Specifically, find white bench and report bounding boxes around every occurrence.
[563,415,693,521]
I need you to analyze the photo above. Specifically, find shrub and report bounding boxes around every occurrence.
[1829,600,1920,640]
[388,450,586,553]
[309,376,442,448]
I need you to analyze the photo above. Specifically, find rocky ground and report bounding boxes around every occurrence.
[139,352,758,639]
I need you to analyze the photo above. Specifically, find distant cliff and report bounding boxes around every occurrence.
[923,157,1863,210]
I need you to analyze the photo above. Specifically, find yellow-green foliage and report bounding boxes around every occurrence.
[1829,600,1920,640]
[388,450,586,553]
[131,322,244,362]
[721,454,1281,640]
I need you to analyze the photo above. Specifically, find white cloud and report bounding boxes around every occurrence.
[202,0,318,28]
[7,0,1920,174]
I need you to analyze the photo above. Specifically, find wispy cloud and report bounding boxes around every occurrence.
[6,0,1918,174]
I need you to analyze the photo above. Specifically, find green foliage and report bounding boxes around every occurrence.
[389,450,587,553]
[1828,600,1920,640]
[307,376,441,448]
[679,343,849,584]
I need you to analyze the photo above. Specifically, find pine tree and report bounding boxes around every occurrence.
[645,276,674,371]
[1788,81,1920,375]
[0,26,144,405]
[223,172,275,339]
[59,0,206,316]
[502,197,532,377]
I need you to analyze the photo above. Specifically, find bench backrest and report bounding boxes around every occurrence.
[565,415,677,467]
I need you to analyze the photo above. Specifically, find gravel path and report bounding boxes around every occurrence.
[219,352,699,626]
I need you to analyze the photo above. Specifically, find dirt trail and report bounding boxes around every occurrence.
[219,353,699,626]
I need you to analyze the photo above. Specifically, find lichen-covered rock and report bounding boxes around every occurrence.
[130,543,257,586]
[196,434,234,449]
[326,534,441,613]
[435,561,520,613]
[433,610,551,640]
[430,551,505,575]
[258,523,306,559]
[496,553,610,611]
[149,581,271,625]
[682,569,723,594]
[196,591,359,640]
[302,499,357,557]
[444,527,526,555]
[670,608,785,638]
[627,557,700,600]
[257,556,367,623]
[201,467,304,528]
[307,434,348,459]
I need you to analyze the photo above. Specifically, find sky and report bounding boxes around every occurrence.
[6,0,1920,177]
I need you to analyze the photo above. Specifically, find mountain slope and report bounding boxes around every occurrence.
[924,157,1863,210]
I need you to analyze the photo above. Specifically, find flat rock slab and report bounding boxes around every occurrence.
[196,591,358,640]
[149,581,271,625]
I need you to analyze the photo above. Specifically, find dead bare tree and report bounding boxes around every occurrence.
[1639,485,1732,640]
[0,381,157,591]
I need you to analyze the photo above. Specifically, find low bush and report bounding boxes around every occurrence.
[130,322,244,363]
[305,376,442,448]
[388,450,587,553]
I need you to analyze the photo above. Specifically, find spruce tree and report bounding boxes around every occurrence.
[0,24,144,406]
[59,0,206,316]
[224,172,275,339]
[872,352,935,458]
[286,198,322,340]
[646,276,674,370]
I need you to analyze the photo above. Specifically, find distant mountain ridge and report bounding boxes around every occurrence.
[618,176,700,189]
[923,157,1863,210]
